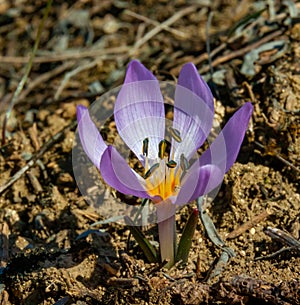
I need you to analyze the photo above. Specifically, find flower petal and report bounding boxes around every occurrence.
[199,102,253,173]
[177,63,214,112]
[77,105,107,169]
[174,163,224,206]
[100,145,153,199]
[171,63,214,162]
[124,59,157,83]
[77,105,153,199]
[114,61,165,164]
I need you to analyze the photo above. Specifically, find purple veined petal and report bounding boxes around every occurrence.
[77,105,156,201]
[171,63,214,163]
[177,63,214,112]
[114,61,165,165]
[174,162,224,206]
[199,102,253,173]
[124,59,157,83]
[77,105,107,169]
[100,145,154,199]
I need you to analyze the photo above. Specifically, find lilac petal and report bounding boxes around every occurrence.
[174,163,224,206]
[77,105,107,169]
[100,145,152,199]
[124,60,157,83]
[199,102,253,173]
[114,61,165,164]
[177,63,214,112]
[172,63,214,162]
[77,105,152,199]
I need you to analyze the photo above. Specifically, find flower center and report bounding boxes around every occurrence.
[143,129,188,201]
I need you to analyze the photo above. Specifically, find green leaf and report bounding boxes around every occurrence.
[197,198,225,248]
[124,216,158,263]
[175,208,199,264]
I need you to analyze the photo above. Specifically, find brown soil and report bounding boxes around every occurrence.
[0,1,299,304]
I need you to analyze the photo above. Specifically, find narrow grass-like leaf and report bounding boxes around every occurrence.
[124,216,158,263]
[133,198,148,223]
[197,197,235,263]
[175,208,199,263]
[197,197,225,248]
[127,198,150,252]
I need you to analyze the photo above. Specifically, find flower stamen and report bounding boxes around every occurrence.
[144,162,160,179]
[143,138,149,156]
[166,160,177,168]
[180,153,189,172]
[143,137,183,201]
[158,140,167,159]
[143,137,149,171]
[168,126,182,143]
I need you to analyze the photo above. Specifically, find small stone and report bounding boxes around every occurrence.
[15,236,30,250]
[240,250,246,257]
[249,227,256,235]
[102,15,120,34]
[57,172,74,185]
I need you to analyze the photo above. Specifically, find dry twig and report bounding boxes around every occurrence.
[226,210,271,240]
[124,10,187,38]
[130,5,198,54]
[0,46,130,64]
[255,141,300,173]
[54,60,100,100]
[18,61,75,103]
[199,29,284,74]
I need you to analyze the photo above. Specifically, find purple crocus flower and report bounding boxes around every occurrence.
[77,60,252,213]
[77,60,253,265]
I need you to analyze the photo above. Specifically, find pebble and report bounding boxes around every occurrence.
[249,227,256,235]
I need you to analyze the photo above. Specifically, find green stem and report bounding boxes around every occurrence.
[158,214,176,268]
[175,208,199,264]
